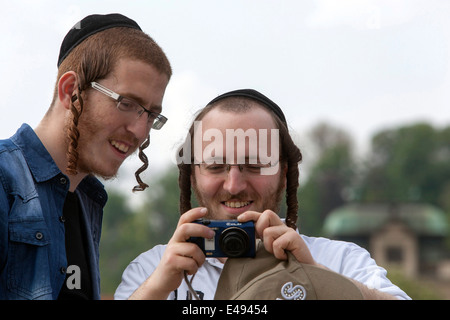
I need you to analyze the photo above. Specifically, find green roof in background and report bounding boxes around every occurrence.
[323,203,448,237]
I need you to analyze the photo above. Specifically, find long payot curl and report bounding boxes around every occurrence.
[133,135,150,192]
[66,86,84,176]
[178,154,192,216]
[278,121,302,229]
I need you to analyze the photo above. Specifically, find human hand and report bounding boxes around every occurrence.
[238,210,317,266]
[131,207,214,299]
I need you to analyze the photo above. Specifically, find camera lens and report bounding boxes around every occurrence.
[219,227,250,258]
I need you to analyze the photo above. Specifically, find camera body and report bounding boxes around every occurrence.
[189,219,256,258]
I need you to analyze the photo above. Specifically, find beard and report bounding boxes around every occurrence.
[192,175,286,220]
[66,104,139,180]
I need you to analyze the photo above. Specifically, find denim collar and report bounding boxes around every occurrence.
[10,124,107,206]
[11,123,62,183]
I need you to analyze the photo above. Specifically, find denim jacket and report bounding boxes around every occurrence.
[0,124,107,299]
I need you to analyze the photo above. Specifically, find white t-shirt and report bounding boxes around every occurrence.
[114,235,411,300]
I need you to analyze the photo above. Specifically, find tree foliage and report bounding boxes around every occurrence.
[298,122,450,236]
[298,123,356,235]
[359,123,450,209]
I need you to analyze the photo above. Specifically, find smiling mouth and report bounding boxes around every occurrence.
[223,201,252,208]
[111,140,130,154]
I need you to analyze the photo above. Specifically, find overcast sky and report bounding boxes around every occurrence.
[1,0,449,194]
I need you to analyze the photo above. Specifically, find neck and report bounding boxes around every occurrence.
[35,115,87,192]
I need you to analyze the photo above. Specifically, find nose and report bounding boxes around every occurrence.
[126,115,150,142]
[223,166,247,195]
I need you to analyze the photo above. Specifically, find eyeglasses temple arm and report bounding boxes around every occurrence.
[91,82,120,100]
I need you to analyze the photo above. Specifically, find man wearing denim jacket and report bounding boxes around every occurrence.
[0,13,171,299]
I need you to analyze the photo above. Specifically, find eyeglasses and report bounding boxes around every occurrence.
[195,162,279,177]
[90,82,168,130]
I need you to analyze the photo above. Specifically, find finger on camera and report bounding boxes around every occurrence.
[239,210,282,226]
[178,207,208,226]
[237,210,261,223]
[255,211,284,238]
[171,222,214,243]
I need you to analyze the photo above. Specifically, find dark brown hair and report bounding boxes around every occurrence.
[177,97,302,229]
[51,27,172,191]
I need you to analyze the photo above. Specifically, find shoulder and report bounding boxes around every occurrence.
[0,137,21,168]
[132,244,167,267]
[120,244,167,282]
[301,235,367,259]
[300,235,376,274]
[300,234,411,300]
[0,137,32,195]
[0,138,17,154]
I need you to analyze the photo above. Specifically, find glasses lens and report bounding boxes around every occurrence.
[117,99,167,130]
[117,98,140,113]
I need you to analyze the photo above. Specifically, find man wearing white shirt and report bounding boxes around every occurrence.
[114,89,410,300]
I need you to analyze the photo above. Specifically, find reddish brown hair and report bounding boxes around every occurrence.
[51,27,171,191]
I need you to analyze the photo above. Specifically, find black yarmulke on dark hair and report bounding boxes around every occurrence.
[57,13,142,67]
[207,89,287,125]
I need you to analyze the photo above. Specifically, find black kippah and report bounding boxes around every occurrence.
[57,13,142,67]
[207,89,287,125]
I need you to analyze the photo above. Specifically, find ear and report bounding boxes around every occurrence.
[57,71,78,110]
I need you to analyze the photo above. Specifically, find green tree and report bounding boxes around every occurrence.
[359,123,450,208]
[99,189,152,295]
[298,123,356,235]
[357,122,450,251]
[135,166,182,245]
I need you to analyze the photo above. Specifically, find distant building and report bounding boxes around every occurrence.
[323,203,449,279]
